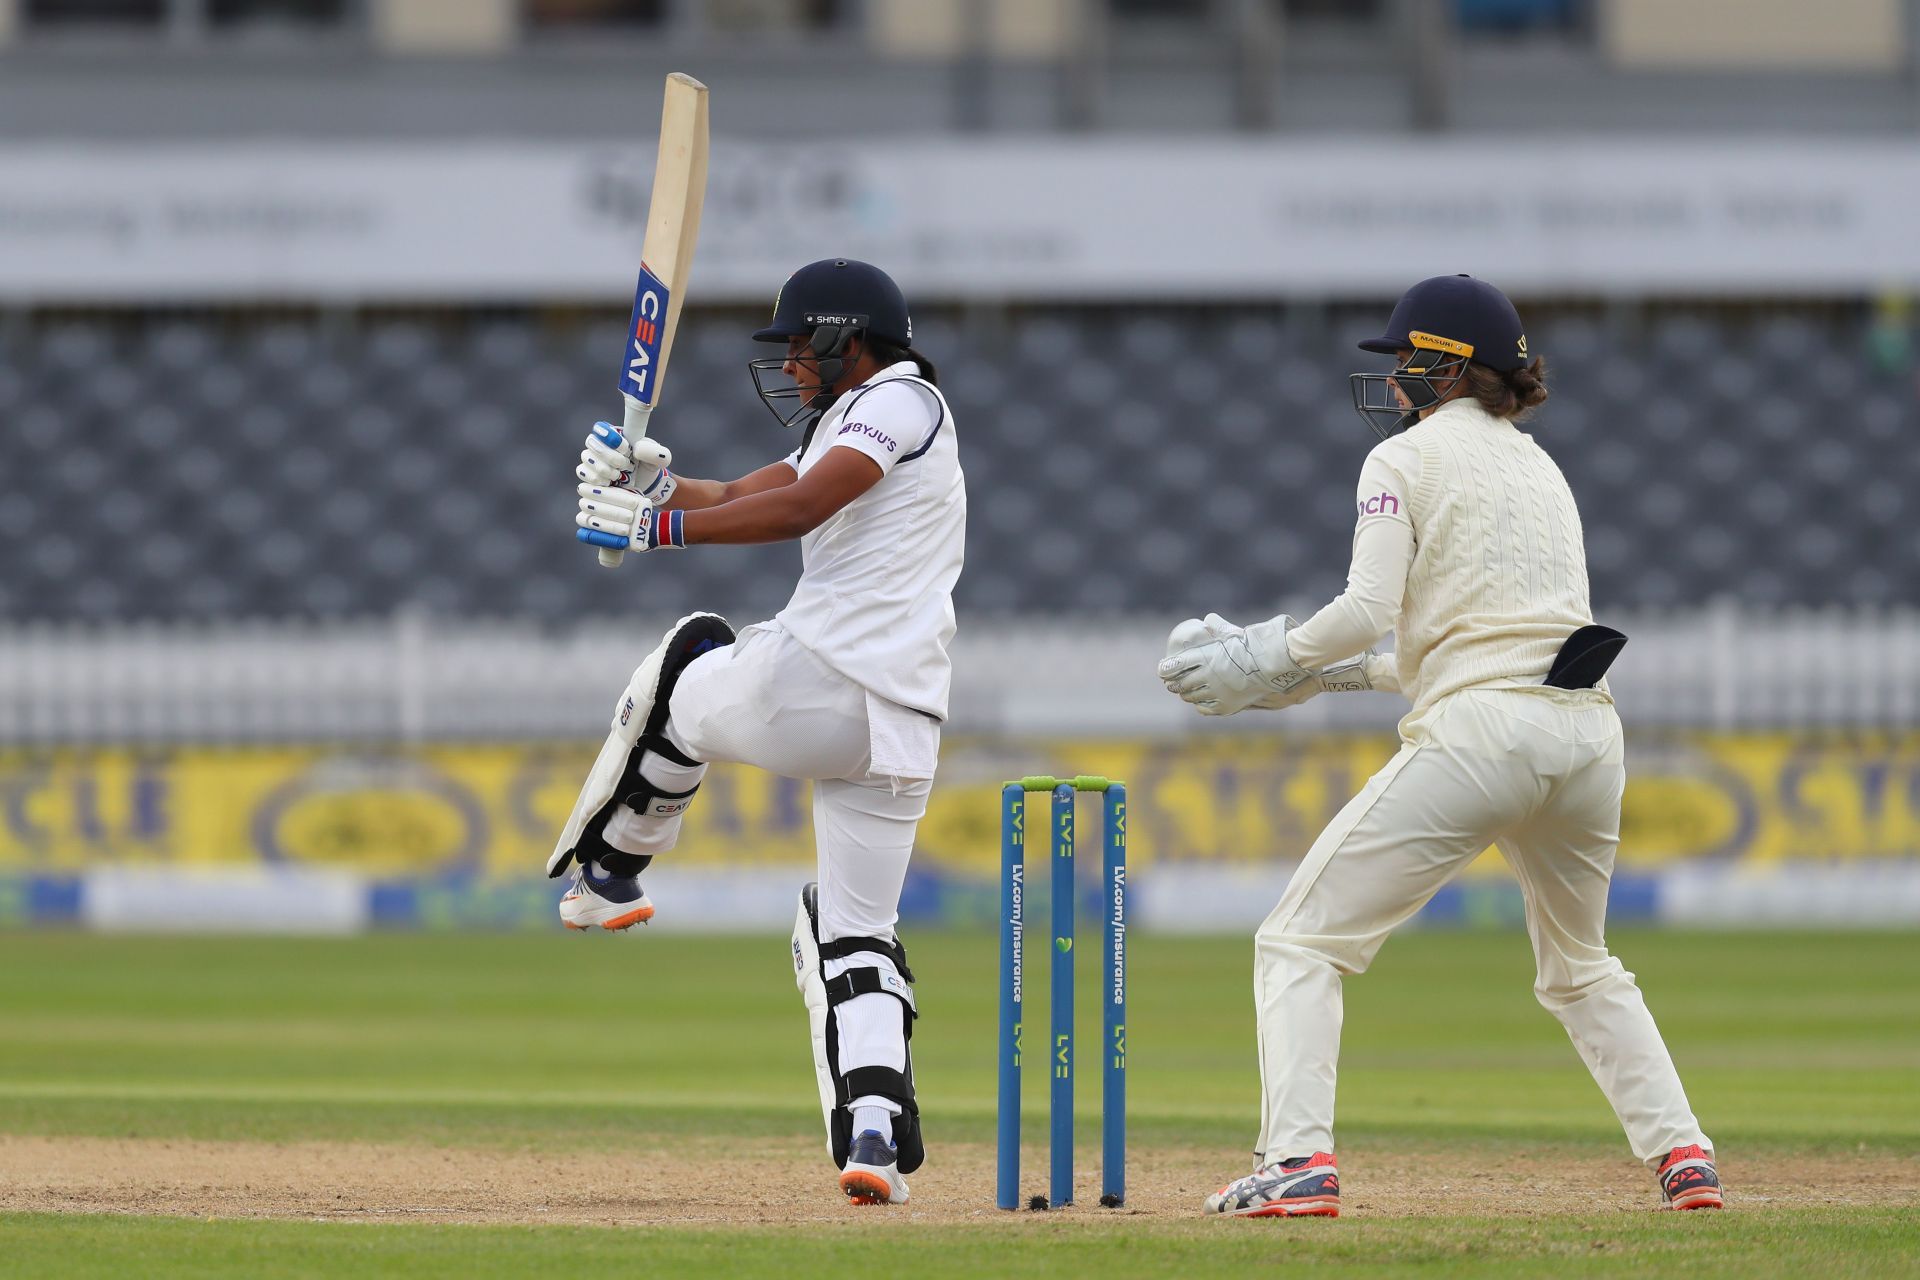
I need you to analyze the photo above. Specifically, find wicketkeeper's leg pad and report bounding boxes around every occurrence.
[547,612,734,878]
[792,883,924,1174]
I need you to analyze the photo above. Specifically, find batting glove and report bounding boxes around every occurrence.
[576,422,677,507]
[576,483,685,553]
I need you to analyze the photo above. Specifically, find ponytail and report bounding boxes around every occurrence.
[867,337,939,387]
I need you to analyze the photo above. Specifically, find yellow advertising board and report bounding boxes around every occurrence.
[2,732,1917,878]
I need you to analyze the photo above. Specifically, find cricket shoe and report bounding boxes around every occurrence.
[559,863,654,932]
[1204,1152,1340,1218]
[1657,1144,1723,1211]
[839,1130,910,1206]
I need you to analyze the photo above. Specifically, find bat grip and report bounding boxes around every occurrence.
[597,398,656,569]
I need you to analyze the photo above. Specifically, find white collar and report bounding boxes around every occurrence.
[811,360,926,444]
[857,360,925,390]
[822,360,924,423]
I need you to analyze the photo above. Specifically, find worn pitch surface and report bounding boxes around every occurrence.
[1,930,1914,1274]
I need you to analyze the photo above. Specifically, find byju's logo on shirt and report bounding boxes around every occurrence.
[1357,492,1401,519]
[838,421,898,453]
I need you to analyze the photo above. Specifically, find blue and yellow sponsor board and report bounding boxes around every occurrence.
[2,732,1918,878]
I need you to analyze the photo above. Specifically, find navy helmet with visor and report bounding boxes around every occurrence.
[1350,274,1530,440]
[749,258,913,430]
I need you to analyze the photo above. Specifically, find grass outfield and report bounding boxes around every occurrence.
[1,928,1916,1277]
[8,1210,1919,1280]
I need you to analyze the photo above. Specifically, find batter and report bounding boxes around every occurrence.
[556,258,965,1208]
[1158,275,1720,1218]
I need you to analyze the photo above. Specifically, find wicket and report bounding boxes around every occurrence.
[997,775,1126,1210]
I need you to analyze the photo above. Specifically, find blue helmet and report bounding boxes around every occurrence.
[1350,274,1531,440]
[750,259,913,429]
[752,258,912,348]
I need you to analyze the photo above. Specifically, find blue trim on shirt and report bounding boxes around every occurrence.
[807,373,946,469]
[891,376,947,464]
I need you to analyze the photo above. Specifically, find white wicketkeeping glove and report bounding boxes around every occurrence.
[576,421,677,507]
[1246,653,1375,711]
[1158,613,1372,716]
[576,483,683,552]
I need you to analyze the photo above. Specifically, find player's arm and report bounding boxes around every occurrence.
[1281,454,1416,670]
[578,382,931,552]
[578,446,881,550]
[680,447,879,544]
[661,459,799,511]
[1158,441,1416,715]
[1268,439,1418,673]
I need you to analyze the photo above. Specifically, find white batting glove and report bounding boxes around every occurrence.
[576,483,684,552]
[1157,612,1316,717]
[576,422,677,506]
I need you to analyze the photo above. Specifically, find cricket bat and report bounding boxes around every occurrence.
[581,71,710,568]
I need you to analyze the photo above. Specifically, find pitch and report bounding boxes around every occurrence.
[1,928,1915,1278]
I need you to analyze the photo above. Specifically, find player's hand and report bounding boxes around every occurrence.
[577,423,677,505]
[576,483,685,552]
[1157,612,1313,716]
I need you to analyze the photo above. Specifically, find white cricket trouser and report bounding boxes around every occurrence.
[668,621,935,1106]
[1254,687,1710,1170]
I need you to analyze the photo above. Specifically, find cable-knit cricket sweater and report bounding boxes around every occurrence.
[1284,398,1602,735]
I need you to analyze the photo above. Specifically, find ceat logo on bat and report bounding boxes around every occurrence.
[619,263,672,405]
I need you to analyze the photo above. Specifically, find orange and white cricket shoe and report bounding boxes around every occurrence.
[839,1130,910,1206]
[558,864,655,932]
[1204,1152,1340,1218]
[1657,1144,1723,1210]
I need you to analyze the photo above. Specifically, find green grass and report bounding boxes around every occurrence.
[1,929,1915,1151]
[1,928,1917,1276]
[7,1210,1920,1280]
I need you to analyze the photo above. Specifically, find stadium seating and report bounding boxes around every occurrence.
[0,305,1909,622]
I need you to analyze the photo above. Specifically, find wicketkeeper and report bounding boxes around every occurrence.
[1159,275,1720,1218]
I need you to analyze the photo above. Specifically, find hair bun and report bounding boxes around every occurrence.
[1465,355,1548,420]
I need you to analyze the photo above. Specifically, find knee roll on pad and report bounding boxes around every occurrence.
[791,883,923,1174]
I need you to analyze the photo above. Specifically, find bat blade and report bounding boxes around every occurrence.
[594,71,710,568]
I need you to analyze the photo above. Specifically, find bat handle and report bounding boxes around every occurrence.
[596,398,656,569]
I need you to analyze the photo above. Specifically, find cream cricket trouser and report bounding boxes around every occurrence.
[1253,688,1710,1170]
[667,622,935,1110]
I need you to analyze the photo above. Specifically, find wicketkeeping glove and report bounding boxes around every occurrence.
[1158,613,1371,716]
[1246,653,1375,711]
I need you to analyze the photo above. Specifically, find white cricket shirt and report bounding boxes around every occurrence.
[1286,398,1600,734]
[775,361,967,722]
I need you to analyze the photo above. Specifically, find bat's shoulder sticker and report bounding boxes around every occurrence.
[618,263,672,405]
